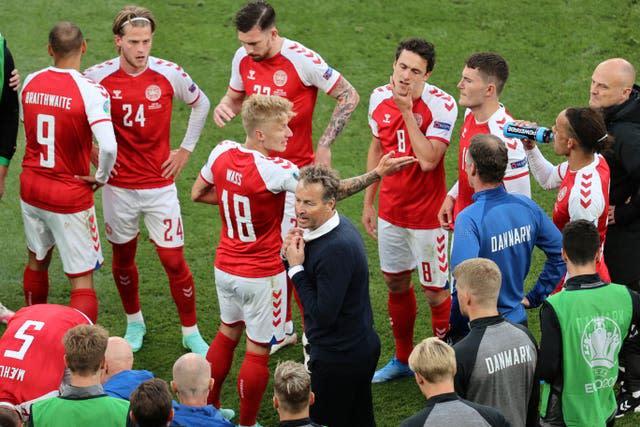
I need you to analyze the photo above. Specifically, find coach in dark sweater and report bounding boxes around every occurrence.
[285,165,380,427]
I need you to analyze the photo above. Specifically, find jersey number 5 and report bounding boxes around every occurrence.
[221,189,257,242]
[3,320,45,360]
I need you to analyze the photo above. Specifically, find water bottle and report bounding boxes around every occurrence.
[503,122,554,143]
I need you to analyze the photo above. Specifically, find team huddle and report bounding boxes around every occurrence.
[1,1,640,426]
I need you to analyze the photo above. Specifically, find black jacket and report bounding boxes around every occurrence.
[602,85,640,283]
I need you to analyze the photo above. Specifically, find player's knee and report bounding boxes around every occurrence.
[156,246,189,276]
[383,272,412,293]
[111,238,138,268]
[422,287,449,305]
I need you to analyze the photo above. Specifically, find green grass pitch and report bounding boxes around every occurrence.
[1,0,640,425]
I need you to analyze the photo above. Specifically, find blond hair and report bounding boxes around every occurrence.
[241,94,295,136]
[453,258,501,309]
[273,361,311,414]
[408,337,456,383]
[112,5,156,36]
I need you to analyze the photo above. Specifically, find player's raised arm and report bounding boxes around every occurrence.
[337,150,416,200]
[315,77,360,167]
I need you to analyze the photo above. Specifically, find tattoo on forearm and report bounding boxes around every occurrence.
[337,170,381,200]
[318,82,358,148]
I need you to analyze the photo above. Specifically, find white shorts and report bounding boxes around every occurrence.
[215,267,286,345]
[280,191,297,240]
[102,184,184,248]
[21,201,103,276]
[377,218,449,290]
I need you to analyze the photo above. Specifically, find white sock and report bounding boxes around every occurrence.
[633,390,640,399]
[182,324,199,337]
[126,312,144,324]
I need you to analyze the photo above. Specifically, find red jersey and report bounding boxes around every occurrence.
[553,155,610,280]
[20,67,112,213]
[368,83,457,228]
[0,304,90,414]
[453,106,530,218]
[200,141,299,278]
[85,57,202,189]
[229,38,341,167]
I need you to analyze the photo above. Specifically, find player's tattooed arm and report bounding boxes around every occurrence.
[337,150,417,200]
[316,77,360,167]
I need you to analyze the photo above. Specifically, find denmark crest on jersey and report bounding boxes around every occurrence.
[273,70,288,87]
[557,186,568,202]
[145,85,162,102]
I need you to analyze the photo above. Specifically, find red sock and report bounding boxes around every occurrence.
[388,287,416,364]
[430,294,452,339]
[23,267,49,305]
[207,331,239,408]
[112,239,140,314]
[156,246,197,327]
[237,351,270,426]
[70,288,98,323]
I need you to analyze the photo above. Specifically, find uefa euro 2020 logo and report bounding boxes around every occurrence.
[581,316,621,369]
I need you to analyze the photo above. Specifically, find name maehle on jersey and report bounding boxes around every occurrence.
[490,225,532,252]
[484,344,534,374]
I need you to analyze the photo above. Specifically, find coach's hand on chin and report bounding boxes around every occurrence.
[285,234,305,267]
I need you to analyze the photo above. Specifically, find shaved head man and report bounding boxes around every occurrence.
[170,353,234,426]
[590,58,636,109]
[591,57,640,419]
[102,336,154,400]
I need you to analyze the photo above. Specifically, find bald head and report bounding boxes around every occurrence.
[171,353,212,403]
[104,337,133,380]
[590,58,636,109]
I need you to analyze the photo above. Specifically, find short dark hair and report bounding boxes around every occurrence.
[562,220,600,266]
[130,378,173,427]
[48,22,84,58]
[235,1,276,32]
[468,134,507,183]
[0,407,21,427]
[298,165,340,203]
[63,324,108,376]
[564,107,613,154]
[395,38,436,73]
[465,52,509,95]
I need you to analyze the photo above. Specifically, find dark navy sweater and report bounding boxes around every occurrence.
[290,215,377,361]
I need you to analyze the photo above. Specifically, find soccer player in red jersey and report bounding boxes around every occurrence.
[20,22,117,322]
[213,1,360,354]
[438,52,530,229]
[522,107,612,285]
[362,38,458,383]
[85,6,211,354]
[0,304,91,420]
[193,95,413,427]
